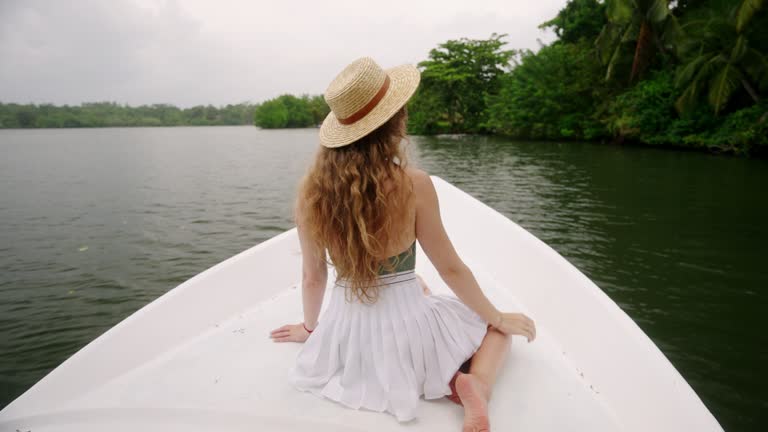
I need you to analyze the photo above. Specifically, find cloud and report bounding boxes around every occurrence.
[0,0,564,107]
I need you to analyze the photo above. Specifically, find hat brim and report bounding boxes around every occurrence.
[319,64,420,148]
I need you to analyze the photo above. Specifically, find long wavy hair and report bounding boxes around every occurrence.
[296,106,414,303]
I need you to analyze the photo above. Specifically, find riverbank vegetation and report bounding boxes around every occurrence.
[407,0,768,156]
[0,94,330,130]
[0,102,257,128]
[252,94,329,128]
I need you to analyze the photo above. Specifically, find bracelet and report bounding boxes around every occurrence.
[303,323,313,333]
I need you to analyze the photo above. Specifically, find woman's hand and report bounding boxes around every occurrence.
[270,323,311,343]
[494,312,536,342]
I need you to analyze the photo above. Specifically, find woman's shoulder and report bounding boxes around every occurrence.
[404,167,438,209]
[404,167,431,188]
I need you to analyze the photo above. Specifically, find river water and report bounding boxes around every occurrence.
[0,126,765,430]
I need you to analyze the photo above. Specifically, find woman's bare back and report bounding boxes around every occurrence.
[375,166,419,259]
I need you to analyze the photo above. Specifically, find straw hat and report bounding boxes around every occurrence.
[319,57,420,148]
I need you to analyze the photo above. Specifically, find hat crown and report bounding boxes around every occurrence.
[324,57,388,120]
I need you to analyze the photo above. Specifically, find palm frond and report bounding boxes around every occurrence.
[675,55,711,87]
[741,48,768,90]
[676,79,701,113]
[661,14,684,52]
[646,0,670,24]
[606,39,625,80]
[676,54,726,111]
[679,17,713,32]
[735,0,764,32]
[621,19,640,42]
[605,24,639,80]
[731,35,748,62]
[595,24,619,64]
[606,0,634,24]
[708,63,744,114]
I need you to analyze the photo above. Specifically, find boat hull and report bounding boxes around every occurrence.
[0,176,722,431]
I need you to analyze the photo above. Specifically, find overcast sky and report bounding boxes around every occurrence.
[0,0,565,107]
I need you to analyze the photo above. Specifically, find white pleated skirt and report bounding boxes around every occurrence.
[289,269,489,422]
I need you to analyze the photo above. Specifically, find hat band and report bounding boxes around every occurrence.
[337,75,391,125]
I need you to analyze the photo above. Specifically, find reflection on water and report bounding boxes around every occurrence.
[0,127,766,430]
[410,135,768,431]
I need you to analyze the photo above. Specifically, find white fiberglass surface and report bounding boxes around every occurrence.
[0,177,721,432]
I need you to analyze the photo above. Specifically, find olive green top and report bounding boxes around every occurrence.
[377,240,416,275]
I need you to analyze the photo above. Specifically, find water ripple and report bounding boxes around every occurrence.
[0,128,766,431]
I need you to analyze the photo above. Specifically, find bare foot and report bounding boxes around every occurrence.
[456,372,490,432]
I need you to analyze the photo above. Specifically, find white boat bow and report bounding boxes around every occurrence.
[0,176,723,431]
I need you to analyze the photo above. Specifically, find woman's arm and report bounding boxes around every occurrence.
[270,200,328,343]
[297,201,328,329]
[410,169,535,341]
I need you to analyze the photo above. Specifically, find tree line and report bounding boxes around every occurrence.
[407,0,767,156]
[0,94,331,130]
[252,94,329,128]
[0,102,257,128]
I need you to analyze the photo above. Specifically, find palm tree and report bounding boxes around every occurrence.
[736,0,764,32]
[675,0,767,114]
[595,0,680,82]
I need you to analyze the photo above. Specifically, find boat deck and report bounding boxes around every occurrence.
[0,177,722,431]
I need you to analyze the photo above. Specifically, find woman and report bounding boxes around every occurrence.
[269,57,536,432]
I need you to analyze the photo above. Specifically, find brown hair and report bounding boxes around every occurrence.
[296,107,413,303]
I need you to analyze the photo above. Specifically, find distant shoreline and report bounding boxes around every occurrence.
[0,96,332,130]
[1,124,762,158]
[0,124,261,130]
[0,102,258,130]
[0,125,327,132]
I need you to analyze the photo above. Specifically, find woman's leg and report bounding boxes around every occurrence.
[421,274,510,430]
[465,327,510,396]
[455,327,511,431]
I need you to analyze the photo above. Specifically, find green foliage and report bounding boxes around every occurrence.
[485,41,610,140]
[539,0,607,44]
[595,0,680,82]
[736,0,765,32]
[253,94,329,129]
[675,0,768,114]
[605,69,698,144]
[405,0,767,156]
[307,95,331,125]
[253,99,289,128]
[0,102,257,128]
[406,89,449,135]
[683,101,768,155]
[0,95,329,130]
[600,69,767,155]
[407,33,514,134]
